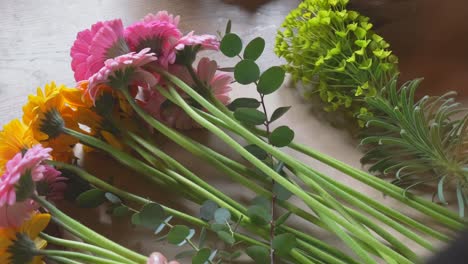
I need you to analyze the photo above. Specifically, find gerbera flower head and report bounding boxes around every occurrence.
[22,82,79,162]
[0,144,52,207]
[86,48,158,102]
[175,31,220,52]
[0,213,50,264]
[36,165,66,202]
[142,11,180,26]
[143,59,232,130]
[71,19,130,82]
[147,252,180,264]
[196,57,232,105]
[0,120,38,174]
[125,11,182,68]
[0,200,38,228]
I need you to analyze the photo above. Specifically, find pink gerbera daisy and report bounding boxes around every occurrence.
[175,31,220,51]
[0,144,53,228]
[125,11,182,68]
[86,48,158,102]
[142,11,180,26]
[37,165,66,201]
[0,200,37,228]
[71,19,130,81]
[147,252,180,264]
[140,58,232,130]
[196,57,232,105]
[0,145,52,207]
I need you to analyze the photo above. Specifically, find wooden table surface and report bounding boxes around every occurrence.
[1,0,467,263]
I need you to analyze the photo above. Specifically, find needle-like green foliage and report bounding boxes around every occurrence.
[275,0,398,126]
[360,78,468,216]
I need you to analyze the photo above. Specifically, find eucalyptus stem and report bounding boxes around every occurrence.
[38,250,125,264]
[40,233,137,264]
[33,195,147,263]
[162,85,412,264]
[257,91,277,264]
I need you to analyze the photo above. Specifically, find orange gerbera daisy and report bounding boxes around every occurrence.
[0,119,38,173]
[22,82,80,162]
[0,213,50,264]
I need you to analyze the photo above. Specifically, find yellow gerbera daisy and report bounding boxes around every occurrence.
[0,119,38,173]
[0,213,50,264]
[22,82,80,162]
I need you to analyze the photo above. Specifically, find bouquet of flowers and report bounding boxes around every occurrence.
[0,8,465,264]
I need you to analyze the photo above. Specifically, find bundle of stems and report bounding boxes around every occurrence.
[44,66,466,263]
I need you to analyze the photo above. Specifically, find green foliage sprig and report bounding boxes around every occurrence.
[276,0,398,125]
[360,78,468,216]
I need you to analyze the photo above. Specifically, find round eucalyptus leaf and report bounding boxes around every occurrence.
[269,126,295,147]
[272,233,297,256]
[247,205,271,225]
[234,60,260,84]
[244,37,265,61]
[167,225,191,245]
[273,182,293,201]
[214,208,231,224]
[270,106,291,123]
[244,144,268,160]
[200,200,219,221]
[257,66,285,95]
[112,206,130,217]
[139,203,165,228]
[131,213,141,226]
[192,248,211,264]
[220,33,242,57]
[76,189,106,208]
[228,97,260,111]
[246,246,269,264]
[217,231,235,245]
[234,108,266,125]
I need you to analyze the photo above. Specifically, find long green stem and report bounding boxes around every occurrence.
[33,195,147,263]
[196,108,452,242]
[125,86,377,262]
[40,233,137,264]
[48,161,266,245]
[46,256,83,264]
[39,250,125,264]
[206,82,464,226]
[126,133,369,263]
[49,161,323,264]
[289,141,464,224]
[161,86,412,264]
[122,133,364,263]
[130,117,414,257]
[125,133,247,215]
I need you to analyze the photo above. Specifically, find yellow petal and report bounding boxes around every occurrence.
[22,214,51,239]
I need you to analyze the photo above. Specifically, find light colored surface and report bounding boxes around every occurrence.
[1,0,467,263]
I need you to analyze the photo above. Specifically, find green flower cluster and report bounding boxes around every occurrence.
[275,0,399,126]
